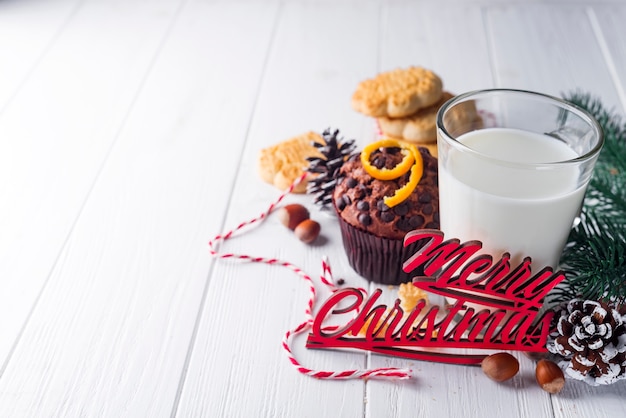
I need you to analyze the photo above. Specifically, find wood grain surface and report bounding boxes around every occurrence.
[0,0,624,417]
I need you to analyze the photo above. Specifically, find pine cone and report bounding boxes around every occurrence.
[547,299,626,385]
[306,128,356,208]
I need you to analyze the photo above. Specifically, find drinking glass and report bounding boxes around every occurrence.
[436,89,603,272]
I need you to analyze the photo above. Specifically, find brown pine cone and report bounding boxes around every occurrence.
[547,299,626,385]
[307,128,356,208]
[306,128,356,208]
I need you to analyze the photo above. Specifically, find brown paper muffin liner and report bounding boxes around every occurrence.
[337,215,426,285]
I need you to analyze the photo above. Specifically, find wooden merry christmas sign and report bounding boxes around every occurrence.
[306,229,566,365]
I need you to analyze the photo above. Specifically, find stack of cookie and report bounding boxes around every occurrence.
[351,67,462,157]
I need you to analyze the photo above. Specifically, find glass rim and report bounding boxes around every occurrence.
[436,88,604,168]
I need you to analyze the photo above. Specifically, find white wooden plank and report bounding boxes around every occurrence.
[380,1,494,94]
[0,0,82,112]
[365,2,553,418]
[552,379,626,418]
[0,0,184,365]
[484,5,626,411]
[0,1,623,417]
[487,7,626,416]
[365,2,626,418]
[590,4,626,113]
[545,5,626,417]
[0,0,283,416]
[485,2,622,109]
[0,0,187,414]
[176,1,384,417]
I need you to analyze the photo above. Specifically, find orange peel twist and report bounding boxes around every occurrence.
[360,139,423,208]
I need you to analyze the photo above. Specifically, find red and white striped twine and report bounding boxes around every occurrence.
[208,173,412,380]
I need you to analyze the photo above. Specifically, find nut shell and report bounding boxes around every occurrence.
[278,204,310,230]
[481,352,519,382]
[294,219,321,244]
[535,359,565,394]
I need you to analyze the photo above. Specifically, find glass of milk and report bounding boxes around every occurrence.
[436,89,603,273]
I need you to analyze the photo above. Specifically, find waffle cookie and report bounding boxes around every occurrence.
[351,67,443,118]
[257,131,323,193]
[377,92,454,144]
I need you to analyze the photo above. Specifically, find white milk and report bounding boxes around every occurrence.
[439,127,585,271]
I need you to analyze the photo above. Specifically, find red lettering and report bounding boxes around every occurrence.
[464,253,510,285]
[346,289,387,339]
[495,312,533,345]
[403,229,483,282]
[485,257,532,294]
[408,305,440,341]
[445,306,505,343]
[383,300,406,340]
[453,254,493,286]
[307,230,564,364]
[395,299,429,342]
[311,288,363,338]
[515,267,565,304]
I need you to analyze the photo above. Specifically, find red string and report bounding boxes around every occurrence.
[208,173,412,380]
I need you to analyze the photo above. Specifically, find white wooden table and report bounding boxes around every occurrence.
[1,0,625,416]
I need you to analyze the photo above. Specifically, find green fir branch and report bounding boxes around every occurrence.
[566,92,626,221]
[553,212,626,304]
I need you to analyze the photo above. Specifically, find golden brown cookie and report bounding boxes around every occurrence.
[257,131,323,193]
[398,282,429,312]
[351,67,443,118]
[377,92,455,144]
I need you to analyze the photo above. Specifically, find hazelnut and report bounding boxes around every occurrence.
[278,204,310,230]
[535,359,565,394]
[294,219,321,244]
[481,352,519,382]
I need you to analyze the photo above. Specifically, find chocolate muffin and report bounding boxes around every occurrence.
[333,145,439,284]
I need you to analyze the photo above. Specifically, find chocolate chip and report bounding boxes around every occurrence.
[373,156,385,169]
[358,213,372,226]
[396,218,412,231]
[409,215,425,228]
[380,211,395,223]
[419,193,432,203]
[434,213,440,222]
[342,195,351,206]
[393,202,409,216]
[356,201,370,211]
[377,200,390,212]
[346,178,357,188]
[336,195,347,211]
[425,221,439,229]
[422,204,433,215]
